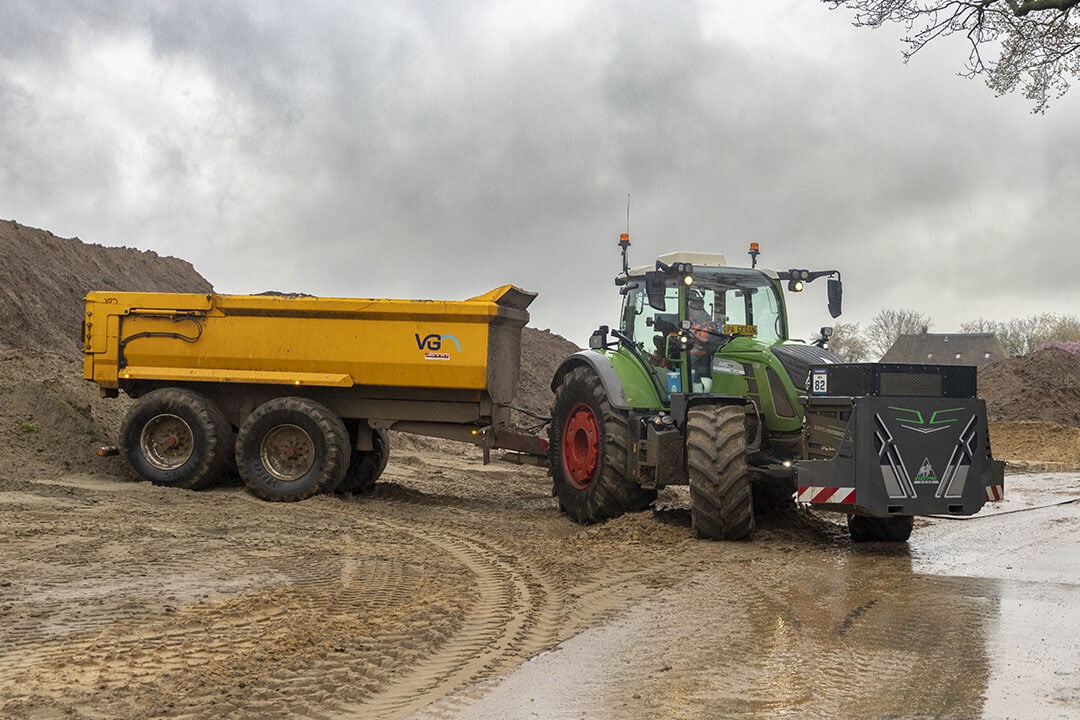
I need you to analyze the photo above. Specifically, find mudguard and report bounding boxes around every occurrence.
[551,349,666,411]
[551,351,630,408]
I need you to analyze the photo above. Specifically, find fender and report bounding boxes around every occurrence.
[551,350,632,409]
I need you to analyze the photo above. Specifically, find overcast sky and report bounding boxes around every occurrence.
[2,1,1078,346]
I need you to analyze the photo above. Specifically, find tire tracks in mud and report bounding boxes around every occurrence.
[335,514,563,720]
[0,481,570,719]
[3,473,741,719]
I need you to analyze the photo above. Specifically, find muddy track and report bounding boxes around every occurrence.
[1,488,551,717]
[0,458,699,719]
[5,441,1028,720]
[338,524,561,719]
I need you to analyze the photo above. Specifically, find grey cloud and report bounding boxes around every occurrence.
[0,1,1077,345]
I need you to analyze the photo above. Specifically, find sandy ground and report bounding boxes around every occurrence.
[3,430,1078,719]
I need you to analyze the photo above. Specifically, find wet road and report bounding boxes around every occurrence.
[411,474,1080,720]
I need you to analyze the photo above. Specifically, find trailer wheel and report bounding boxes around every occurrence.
[120,387,232,490]
[687,404,754,541]
[338,427,390,494]
[549,366,655,524]
[847,514,914,542]
[236,397,349,502]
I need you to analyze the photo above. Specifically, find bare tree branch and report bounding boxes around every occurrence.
[827,0,1080,110]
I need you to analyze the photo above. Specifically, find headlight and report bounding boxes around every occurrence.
[711,358,745,375]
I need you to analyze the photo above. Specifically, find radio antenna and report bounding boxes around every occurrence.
[618,193,631,274]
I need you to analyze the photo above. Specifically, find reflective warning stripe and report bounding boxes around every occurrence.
[797,486,856,505]
[985,485,1005,502]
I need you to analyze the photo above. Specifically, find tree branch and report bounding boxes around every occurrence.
[1008,0,1079,17]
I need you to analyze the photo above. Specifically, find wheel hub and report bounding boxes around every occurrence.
[141,414,195,471]
[562,402,600,489]
[260,424,315,481]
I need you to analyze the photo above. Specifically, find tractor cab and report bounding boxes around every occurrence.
[616,253,790,400]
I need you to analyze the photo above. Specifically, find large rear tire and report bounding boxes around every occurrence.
[847,514,914,542]
[337,427,390,494]
[236,397,350,502]
[687,404,754,541]
[549,366,656,524]
[120,387,232,490]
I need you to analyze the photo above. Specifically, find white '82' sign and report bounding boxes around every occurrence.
[811,370,828,394]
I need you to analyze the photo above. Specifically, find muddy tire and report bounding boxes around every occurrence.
[549,366,656,524]
[236,397,350,502]
[337,427,390,494]
[687,404,754,541]
[847,514,914,542]
[120,387,233,490]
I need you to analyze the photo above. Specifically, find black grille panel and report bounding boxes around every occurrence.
[810,363,977,399]
[879,370,943,397]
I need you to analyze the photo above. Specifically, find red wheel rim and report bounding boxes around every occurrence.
[562,402,600,490]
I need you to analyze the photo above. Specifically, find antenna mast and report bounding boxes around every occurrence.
[619,193,631,274]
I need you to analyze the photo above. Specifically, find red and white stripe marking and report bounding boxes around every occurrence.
[985,484,1004,502]
[797,486,856,505]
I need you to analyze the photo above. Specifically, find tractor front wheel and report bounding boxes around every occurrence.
[687,404,754,541]
[549,366,655,524]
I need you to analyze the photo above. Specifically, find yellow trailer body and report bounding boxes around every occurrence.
[84,285,534,405]
[83,284,540,501]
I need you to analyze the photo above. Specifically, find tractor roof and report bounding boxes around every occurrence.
[657,251,727,268]
[621,251,779,281]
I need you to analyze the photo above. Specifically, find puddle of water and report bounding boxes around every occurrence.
[413,473,1080,720]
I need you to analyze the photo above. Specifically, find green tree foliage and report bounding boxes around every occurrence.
[961,313,1080,355]
[867,308,934,357]
[826,0,1080,111]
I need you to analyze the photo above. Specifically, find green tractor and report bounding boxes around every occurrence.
[548,236,1004,541]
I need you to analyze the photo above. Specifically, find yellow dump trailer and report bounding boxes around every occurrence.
[83,285,541,501]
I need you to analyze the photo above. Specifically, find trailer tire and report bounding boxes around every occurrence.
[549,366,655,524]
[687,404,754,541]
[338,427,390,494]
[236,397,350,502]
[120,387,233,490]
[847,514,914,543]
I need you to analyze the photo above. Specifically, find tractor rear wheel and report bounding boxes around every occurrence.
[120,387,232,490]
[847,514,914,542]
[337,427,390,494]
[236,397,350,502]
[687,404,754,541]
[549,366,655,524]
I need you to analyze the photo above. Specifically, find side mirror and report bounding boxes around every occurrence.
[827,278,842,319]
[645,271,667,311]
[589,326,609,350]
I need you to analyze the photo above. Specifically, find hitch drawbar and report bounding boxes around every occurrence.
[794,363,1005,518]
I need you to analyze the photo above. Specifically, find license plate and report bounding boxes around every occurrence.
[722,324,757,337]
